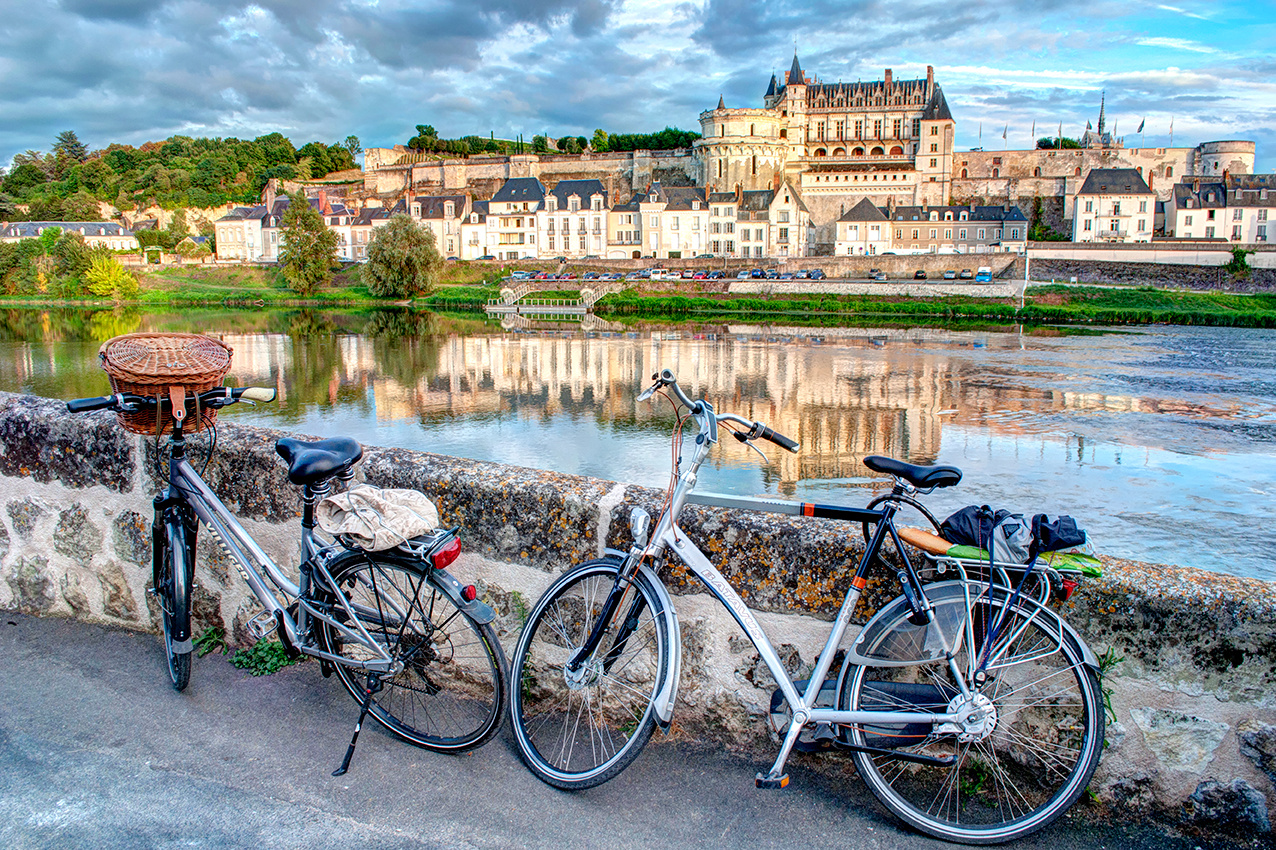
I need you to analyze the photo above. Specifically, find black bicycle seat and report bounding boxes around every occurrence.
[863,456,962,489]
[275,436,363,486]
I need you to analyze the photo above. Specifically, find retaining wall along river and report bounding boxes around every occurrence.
[0,391,1272,836]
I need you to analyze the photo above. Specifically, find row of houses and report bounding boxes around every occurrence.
[1070,169,1276,244]
[213,178,815,263]
[833,199,1028,256]
[0,221,139,251]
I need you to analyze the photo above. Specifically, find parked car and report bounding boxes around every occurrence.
[477,254,496,261]
[778,272,794,280]
[692,271,708,280]
[681,270,696,279]
[510,270,530,280]
[737,270,751,279]
[533,271,551,280]
[582,272,598,280]
[795,269,810,279]
[869,268,887,281]
[707,270,724,280]
[559,272,577,280]
[975,266,993,282]
[943,269,957,280]
[554,256,567,263]
[764,269,779,279]
[695,253,714,259]
[913,269,928,280]
[808,269,826,281]
[958,268,974,279]
[750,268,765,279]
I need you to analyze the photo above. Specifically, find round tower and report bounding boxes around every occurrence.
[1195,141,1256,177]
[695,101,786,193]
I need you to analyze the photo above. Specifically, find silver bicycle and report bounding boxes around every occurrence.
[68,387,507,773]
[508,369,1104,844]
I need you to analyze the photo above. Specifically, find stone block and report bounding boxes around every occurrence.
[7,497,47,539]
[1129,707,1228,772]
[1184,779,1271,834]
[59,572,91,617]
[97,561,139,621]
[1239,721,1276,788]
[0,393,134,491]
[112,510,151,566]
[54,504,103,568]
[6,556,54,614]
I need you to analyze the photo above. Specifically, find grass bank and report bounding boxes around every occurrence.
[593,285,1276,328]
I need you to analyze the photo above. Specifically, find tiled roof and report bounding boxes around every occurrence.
[0,221,134,238]
[1078,168,1153,195]
[1172,182,1226,210]
[1223,173,1276,208]
[922,84,953,122]
[892,205,1027,223]
[547,179,607,209]
[490,177,546,204]
[410,194,467,219]
[838,198,887,222]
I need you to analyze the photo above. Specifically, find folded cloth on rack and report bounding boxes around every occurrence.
[316,484,440,551]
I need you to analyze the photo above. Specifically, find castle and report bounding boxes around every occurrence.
[345,55,1260,251]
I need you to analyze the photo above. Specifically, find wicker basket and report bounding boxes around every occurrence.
[99,333,234,435]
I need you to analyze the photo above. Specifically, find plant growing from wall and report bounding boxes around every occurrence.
[1224,246,1254,279]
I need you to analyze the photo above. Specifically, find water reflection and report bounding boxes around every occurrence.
[1,308,1273,579]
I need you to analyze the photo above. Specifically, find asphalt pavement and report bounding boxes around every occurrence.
[0,613,1235,850]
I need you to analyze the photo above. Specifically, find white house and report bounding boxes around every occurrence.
[1072,168,1155,243]
[540,180,608,258]
[834,198,890,256]
[1223,173,1275,244]
[487,178,544,260]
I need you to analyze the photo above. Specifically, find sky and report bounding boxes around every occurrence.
[1,0,1273,172]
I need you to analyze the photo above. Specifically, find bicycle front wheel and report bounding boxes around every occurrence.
[841,592,1104,844]
[509,558,671,789]
[154,515,192,692]
[317,555,506,752]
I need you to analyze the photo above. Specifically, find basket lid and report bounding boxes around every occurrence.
[99,333,233,382]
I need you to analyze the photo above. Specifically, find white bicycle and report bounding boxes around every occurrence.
[508,369,1104,845]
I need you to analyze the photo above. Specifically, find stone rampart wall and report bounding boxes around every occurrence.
[0,391,1272,835]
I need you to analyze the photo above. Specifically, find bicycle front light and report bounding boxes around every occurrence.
[629,508,651,547]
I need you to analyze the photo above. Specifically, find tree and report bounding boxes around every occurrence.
[84,253,139,300]
[54,130,89,163]
[532,135,549,153]
[343,135,362,158]
[278,195,338,296]
[362,213,443,298]
[591,129,609,152]
[1037,136,1081,150]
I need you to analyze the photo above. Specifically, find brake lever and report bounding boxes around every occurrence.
[731,431,769,463]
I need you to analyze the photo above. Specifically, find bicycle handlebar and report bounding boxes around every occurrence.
[639,371,800,454]
[66,386,277,414]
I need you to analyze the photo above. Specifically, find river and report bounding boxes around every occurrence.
[3,308,1273,580]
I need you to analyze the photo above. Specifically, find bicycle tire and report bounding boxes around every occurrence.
[154,515,192,692]
[840,590,1104,844]
[317,553,506,752]
[509,558,670,789]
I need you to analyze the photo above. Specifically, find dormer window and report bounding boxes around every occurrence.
[445,202,454,218]
[548,198,557,212]
[960,211,968,221]
[591,197,601,211]
[1186,199,1193,208]
[944,212,952,221]
[411,203,421,217]
[569,198,579,213]
[929,212,937,221]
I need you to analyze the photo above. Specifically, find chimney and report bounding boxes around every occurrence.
[926,65,934,94]
[736,184,743,204]
[884,69,892,90]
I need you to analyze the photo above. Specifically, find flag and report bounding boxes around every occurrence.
[1137,117,1145,133]
[1002,124,1007,140]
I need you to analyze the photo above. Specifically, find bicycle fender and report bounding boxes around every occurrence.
[637,563,681,729]
[431,567,497,625]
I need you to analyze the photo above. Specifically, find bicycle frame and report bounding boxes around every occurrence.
[161,433,404,674]
[623,400,977,783]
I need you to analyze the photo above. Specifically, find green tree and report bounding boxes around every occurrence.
[1037,136,1081,150]
[54,130,89,163]
[343,135,362,157]
[532,135,549,153]
[362,213,443,298]
[84,253,139,299]
[278,195,337,296]
[591,129,609,152]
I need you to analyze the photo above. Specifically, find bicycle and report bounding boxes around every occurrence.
[68,386,508,773]
[508,369,1104,844]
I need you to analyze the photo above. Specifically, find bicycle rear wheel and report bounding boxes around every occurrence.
[840,591,1104,844]
[317,555,506,752]
[509,558,670,789]
[153,514,192,691]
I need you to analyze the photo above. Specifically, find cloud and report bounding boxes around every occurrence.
[1136,37,1217,53]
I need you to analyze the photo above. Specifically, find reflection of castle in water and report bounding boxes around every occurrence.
[221,327,1152,489]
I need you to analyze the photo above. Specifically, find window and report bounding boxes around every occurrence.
[1166,166,1173,177]
[1258,225,1268,241]
[1137,220,1146,232]
[1141,201,1149,213]
[1208,209,1216,220]
[671,217,679,231]
[1084,200,1093,213]
[1034,167,1042,177]
[929,228,937,238]
[930,125,938,136]
[911,229,919,239]
[893,119,901,137]
[778,211,789,223]
[1206,226,1215,238]
[1233,225,1242,240]
[1084,220,1092,231]
[930,158,938,168]
[912,119,921,137]
[855,121,863,138]
[1185,215,1193,226]
[930,143,938,153]
[961,168,968,178]
[1113,203,1120,216]
[978,228,986,240]
[1234,209,1244,221]
[779,227,788,242]
[945,229,952,239]
[649,215,658,227]
[896,229,903,239]
[992,168,999,178]
[873,119,882,137]
[1260,210,1269,222]
[592,197,602,211]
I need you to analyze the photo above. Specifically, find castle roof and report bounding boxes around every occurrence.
[787,53,803,85]
[718,95,725,110]
[1078,168,1153,195]
[490,177,546,204]
[1172,181,1227,210]
[838,198,888,222]
[922,84,953,122]
[765,75,777,98]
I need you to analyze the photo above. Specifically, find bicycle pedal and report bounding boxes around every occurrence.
[246,611,278,640]
[755,772,790,790]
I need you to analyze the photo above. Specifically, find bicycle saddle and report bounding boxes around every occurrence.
[863,456,962,489]
[275,436,363,486]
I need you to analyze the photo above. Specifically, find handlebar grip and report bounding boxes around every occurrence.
[67,395,117,413]
[235,387,277,403]
[756,423,800,453]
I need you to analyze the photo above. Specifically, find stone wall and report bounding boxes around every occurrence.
[1,390,1272,836]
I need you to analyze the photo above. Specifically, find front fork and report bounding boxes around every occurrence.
[153,492,197,647]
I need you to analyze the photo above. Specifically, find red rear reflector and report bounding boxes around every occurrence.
[1060,578,1078,601]
[461,585,477,602]
[432,538,461,570]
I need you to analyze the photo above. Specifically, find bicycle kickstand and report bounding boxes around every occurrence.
[333,672,383,777]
